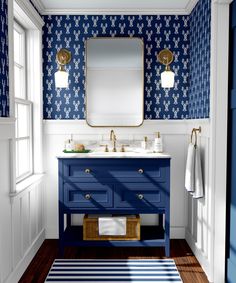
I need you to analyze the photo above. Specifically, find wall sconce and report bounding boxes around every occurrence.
[158,49,175,88]
[55,48,71,88]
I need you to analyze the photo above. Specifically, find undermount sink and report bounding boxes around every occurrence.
[89,151,138,157]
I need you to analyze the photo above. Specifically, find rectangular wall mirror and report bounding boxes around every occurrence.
[86,38,144,127]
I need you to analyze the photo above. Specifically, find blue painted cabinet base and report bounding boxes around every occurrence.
[58,158,171,257]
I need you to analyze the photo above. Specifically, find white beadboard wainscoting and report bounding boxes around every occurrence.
[43,119,212,280]
[0,119,45,283]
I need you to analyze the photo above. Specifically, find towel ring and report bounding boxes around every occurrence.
[191,127,201,146]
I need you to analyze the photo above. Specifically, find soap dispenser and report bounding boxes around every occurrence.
[154,132,163,153]
[65,134,75,151]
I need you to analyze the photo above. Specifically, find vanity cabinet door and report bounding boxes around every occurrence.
[64,183,113,209]
[114,183,167,210]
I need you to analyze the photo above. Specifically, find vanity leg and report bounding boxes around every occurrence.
[165,210,170,257]
[159,214,163,227]
[67,214,71,227]
[59,206,64,257]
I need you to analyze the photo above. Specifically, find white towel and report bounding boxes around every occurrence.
[191,145,204,199]
[98,217,126,236]
[185,143,195,192]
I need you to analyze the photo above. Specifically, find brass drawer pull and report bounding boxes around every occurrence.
[85,168,91,173]
[85,194,91,200]
[137,194,144,200]
[138,168,144,174]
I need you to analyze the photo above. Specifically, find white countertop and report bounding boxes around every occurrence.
[57,150,171,159]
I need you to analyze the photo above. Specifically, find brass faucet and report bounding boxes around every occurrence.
[110,130,117,152]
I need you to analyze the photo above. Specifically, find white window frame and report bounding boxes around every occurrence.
[8,0,44,194]
[14,20,34,183]
[14,21,26,100]
[15,99,33,182]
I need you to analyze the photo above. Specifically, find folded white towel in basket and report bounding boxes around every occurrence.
[98,217,127,236]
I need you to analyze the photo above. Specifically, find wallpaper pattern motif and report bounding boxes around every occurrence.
[0,0,9,117]
[43,15,190,119]
[189,0,211,119]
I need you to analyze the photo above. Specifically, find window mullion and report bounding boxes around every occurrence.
[16,136,30,141]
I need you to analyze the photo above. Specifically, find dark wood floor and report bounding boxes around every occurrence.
[19,239,209,283]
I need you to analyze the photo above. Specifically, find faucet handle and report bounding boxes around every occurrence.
[120,144,130,152]
[100,144,109,152]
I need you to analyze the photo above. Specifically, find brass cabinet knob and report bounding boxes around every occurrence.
[137,194,144,200]
[138,168,144,174]
[85,194,91,200]
[85,168,91,173]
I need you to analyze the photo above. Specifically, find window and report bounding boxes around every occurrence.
[14,21,33,182]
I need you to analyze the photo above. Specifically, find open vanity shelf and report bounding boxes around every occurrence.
[63,225,165,247]
[58,157,171,256]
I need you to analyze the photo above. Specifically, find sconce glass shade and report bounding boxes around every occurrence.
[161,70,175,88]
[158,49,175,88]
[55,69,69,88]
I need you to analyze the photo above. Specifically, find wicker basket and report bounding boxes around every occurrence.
[83,215,140,241]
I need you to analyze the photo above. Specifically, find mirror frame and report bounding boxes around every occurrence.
[85,37,144,127]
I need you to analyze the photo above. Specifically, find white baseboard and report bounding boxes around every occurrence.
[170,227,185,239]
[5,229,45,283]
[45,227,58,239]
[185,229,212,282]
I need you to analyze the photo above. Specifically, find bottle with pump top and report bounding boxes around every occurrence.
[154,132,163,153]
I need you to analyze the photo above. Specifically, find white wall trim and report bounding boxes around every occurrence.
[171,227,186,239]
[0,119,15,140]
[0,118,15,124]
[213,0,233,4]
[186,229,212,282]
[185,0,199,14]
[14,0,44,29]
[30,0,198,15]
[39,8,190,15]
[4,229,45,283]
[10,174,45,199]
[208,1,230,283]
[43,119,210,137]
[28,0,45,15]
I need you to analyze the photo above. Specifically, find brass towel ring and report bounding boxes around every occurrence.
[191,127,201,146]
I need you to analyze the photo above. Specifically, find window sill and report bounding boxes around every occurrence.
[10,173,45,198]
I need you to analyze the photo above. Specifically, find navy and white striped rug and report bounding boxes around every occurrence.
[45,259,183,282]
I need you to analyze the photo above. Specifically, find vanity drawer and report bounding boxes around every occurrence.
[115,183,167,209]
[63,159,167,182]
[64,183,113,209]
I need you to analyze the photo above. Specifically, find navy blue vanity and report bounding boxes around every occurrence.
[58,155,171,256]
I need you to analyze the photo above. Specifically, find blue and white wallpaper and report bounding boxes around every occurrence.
[189,0,211,119]
[0,0,9,117]
[43,15,190,119]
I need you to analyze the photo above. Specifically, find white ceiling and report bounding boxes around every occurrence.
[32,0,198,15]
